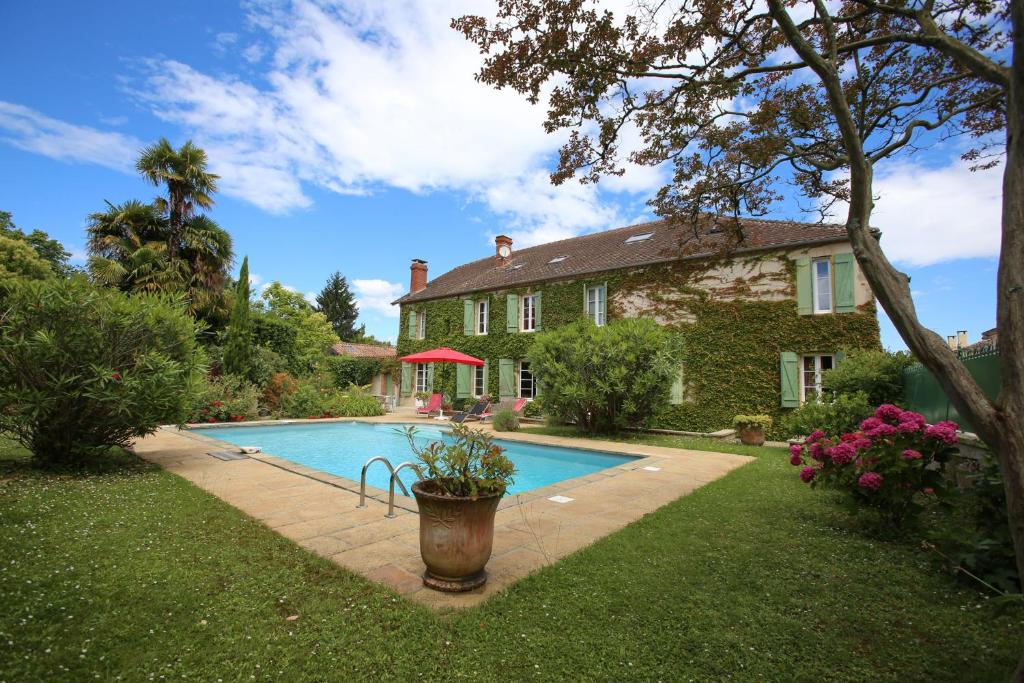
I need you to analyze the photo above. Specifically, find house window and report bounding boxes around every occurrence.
[474,365,486,398]
[518,360,535,399]
[812,257,833,313]
[416,311,427,339]
[476,300,488,335]
[521,294,536,332]
[415,363,430,393]
[586,285,606,326]
[801,354,834,402]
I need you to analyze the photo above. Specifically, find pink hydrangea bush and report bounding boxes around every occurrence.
[790,404,960,529]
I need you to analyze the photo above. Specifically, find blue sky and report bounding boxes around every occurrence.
[0,1,1003,349]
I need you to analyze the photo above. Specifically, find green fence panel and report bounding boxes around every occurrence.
[902,346,1000,431]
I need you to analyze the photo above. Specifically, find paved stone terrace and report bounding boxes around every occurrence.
[132,416,752,610]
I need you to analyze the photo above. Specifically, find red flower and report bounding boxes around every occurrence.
[111,372,121,380]
[207,418,216,423]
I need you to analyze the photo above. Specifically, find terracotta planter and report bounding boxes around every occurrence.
[412,480,504,592]
[738,425,765,446]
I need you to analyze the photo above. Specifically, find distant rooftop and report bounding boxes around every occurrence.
[329,342,396,358]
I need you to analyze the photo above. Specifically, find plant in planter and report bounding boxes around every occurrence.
[399,424,516,592]
[733,414,772,446]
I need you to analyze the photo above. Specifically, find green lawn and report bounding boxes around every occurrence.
[1,431,1020,682]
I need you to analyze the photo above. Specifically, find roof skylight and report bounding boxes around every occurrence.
[625,232,654,244]
[511,263,524,270]
[548,255,568,264]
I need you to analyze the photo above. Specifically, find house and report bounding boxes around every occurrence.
[393,217,880,431]
[328,341,398,400]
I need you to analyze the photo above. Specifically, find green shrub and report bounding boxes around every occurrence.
[248,345,290,388]
[189,375,260,423]
[492,409,520,432]
[781,392,874,438]
[930,452,1020,593]
[824,349,914,406]
[0,277,202,463]
[324,355,380,389]
[261,372,299,413]
[527,318,679,433]
[0,235,53,281]
[279,377,384,418]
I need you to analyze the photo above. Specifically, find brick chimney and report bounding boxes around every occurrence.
[410,259,428,294]
[495,235,513,266]
[957,330,968,349]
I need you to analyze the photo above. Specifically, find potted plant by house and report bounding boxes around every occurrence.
[400,424,516,592]
[733,414,772,446]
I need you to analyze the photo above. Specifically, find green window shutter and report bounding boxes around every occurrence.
[482,360,490,398]
[780,352,799,407]
[407,310,418,338]
[835,350,847,365]
[599,283,607,325]
[456,363,471,398]
[498,358,515,398]
[506,294,519,333]
[834,253,856,313]
[386,373,392,395]
[463,299,474,336]
[426,363,435,392]
[669,366,685,405]
[795,257,812,315]
[534,292,543,331]
[401,362,412,396]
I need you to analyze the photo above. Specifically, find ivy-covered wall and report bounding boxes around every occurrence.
[397,249,881,433]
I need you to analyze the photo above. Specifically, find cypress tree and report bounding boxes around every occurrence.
[222,256,252,377]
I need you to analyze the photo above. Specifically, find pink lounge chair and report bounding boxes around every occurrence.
[481,398,528,421]
[417,393,443,417]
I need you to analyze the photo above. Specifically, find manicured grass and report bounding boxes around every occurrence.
[1,432,1020,681]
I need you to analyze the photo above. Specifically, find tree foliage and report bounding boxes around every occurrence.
[0,235,53,281]
[0,211,71,276]
[527,318,679,433]
[316,271,361,340]
[259,282,339,374]
[0,277,203,463]
[824,348,916,406]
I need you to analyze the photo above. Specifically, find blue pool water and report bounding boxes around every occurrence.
[195,421,635,495]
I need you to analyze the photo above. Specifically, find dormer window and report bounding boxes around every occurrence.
[625,232,654,244]
[548,255,568,264]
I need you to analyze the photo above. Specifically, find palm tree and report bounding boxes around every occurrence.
[86,200,186,294]
[136,138,219,257]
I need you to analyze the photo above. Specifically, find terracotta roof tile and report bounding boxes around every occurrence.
[396,215,849,304]
[329,342,396,358]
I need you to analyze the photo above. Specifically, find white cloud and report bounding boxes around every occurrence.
[249,272,263,286]
[353,278,404,318]
[130,0,628,238]
[0,101,141,172]
[829,158,1002,266]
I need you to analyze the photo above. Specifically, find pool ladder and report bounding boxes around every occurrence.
[357,456,423,518]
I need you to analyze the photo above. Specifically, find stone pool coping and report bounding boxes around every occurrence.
[133,416,754,610]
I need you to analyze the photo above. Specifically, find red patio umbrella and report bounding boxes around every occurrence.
[398,347,484,418]
[399,347,484,366]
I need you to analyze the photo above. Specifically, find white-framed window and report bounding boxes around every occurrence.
[474,365,486,398]
[416,311,427,339]
[801,354,834,402]
[521,294,536,332]
[812,257,833,314]
[586,285,606,326]
[518,360,535,399]
[415,363,430,393]
[476,299,489,335]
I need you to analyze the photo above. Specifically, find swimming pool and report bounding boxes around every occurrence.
[194,421,636,495]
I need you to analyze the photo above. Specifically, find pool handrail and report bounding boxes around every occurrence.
[387,462,424,518]
[357,456,410,508]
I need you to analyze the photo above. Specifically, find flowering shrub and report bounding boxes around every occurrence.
[189,376,260,423]
[790,404,960,530]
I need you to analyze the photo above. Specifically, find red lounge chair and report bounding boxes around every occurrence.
[417,393,443,417]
